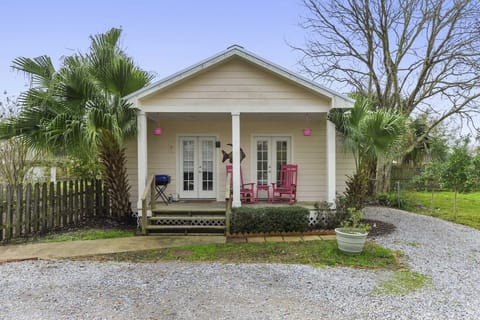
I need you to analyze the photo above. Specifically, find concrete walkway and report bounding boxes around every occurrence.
[0,235,226,261]
[0,234,336,262]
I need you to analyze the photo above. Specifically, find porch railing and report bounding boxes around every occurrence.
[140,175,156,235]
[225,172,232,234]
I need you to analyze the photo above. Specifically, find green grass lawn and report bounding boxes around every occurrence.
[10,229,135,244]
[373,271,432,295]
[72,240,402,270]
[406,191,480,229]
[41,229,135,242]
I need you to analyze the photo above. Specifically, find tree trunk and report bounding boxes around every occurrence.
[453,189,457,221]
[430,188,435,213]
[365,159,377,197]
[98,131,131,220]
[375,159,393,194]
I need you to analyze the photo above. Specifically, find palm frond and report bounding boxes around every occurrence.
[12,56,56,88]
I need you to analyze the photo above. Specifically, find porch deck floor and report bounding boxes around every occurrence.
[152,200,316,212]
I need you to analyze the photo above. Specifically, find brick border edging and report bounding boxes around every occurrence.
[0,257,40,264]
[227,229,335,239]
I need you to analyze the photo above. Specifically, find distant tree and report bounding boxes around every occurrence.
[440,141,472,220]
[426,135,450,164]
[297,0,480,192]
[0,91,19,117]
[0,137,32,185]
[0,92,35,185]
[469,152,480,191]
[412,161,443,212]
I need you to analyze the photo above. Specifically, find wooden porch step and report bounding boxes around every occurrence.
[149,215,225,221]
[146,225,225,230]
[145,203,226,235]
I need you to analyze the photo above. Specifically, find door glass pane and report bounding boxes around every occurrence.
[256,140,269,185]
[276,140,288,184]
[182,140,195,191]
[201,140,214,191]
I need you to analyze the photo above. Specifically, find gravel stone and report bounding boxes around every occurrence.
[0,206,479,319]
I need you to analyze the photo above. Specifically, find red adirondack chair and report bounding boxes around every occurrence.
[226,165,256,203]
[271,164,298,204]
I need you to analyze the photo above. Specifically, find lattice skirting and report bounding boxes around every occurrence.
[153,212,332,229]
[308,210,336,228]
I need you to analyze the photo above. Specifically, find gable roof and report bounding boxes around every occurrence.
[125,45,354,108]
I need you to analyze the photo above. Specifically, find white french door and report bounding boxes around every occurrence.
[254,136,291,192]
[179,136,216,199]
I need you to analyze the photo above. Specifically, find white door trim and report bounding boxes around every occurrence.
[176,135,218,199]
[250,134,293,191]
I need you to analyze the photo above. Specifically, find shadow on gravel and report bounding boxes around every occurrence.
[363,219,396,238]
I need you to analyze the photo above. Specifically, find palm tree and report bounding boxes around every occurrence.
[0,28,153,219]
[328,96,406,194]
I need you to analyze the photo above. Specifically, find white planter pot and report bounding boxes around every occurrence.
[335,228,368,255]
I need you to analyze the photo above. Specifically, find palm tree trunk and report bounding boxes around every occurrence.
[98,131,131,220]
[375,159,393,194]
[366,159,377,196]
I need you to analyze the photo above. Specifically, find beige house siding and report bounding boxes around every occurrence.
[141,58,331,109]
[125,116,355,209]
[336,138,356,194]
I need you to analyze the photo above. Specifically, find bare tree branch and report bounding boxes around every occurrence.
[295,0,480,134]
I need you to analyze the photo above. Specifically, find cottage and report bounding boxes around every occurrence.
[124,45,355,233]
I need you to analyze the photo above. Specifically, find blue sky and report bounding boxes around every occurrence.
[1,0,308,96]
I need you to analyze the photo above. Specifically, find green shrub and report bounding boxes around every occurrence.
[344,171,368,210]
[332,195,351,227]
[376,193,390,206]
[230,206,310,234]
[376,192,411,210]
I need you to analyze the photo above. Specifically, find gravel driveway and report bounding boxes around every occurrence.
[1,207,480,319]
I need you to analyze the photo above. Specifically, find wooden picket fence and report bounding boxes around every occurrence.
[391,166,422,186]
[0,179,110,242]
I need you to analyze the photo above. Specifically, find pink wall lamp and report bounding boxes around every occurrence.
[303,113,312,136]
[153,127,163,135]
[153,114,163,136]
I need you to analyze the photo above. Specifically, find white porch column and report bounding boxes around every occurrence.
[137,110,148,210]
[231,112,241,208]
[326,119,336,206]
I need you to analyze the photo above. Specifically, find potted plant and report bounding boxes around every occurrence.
[335,208,371,255]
